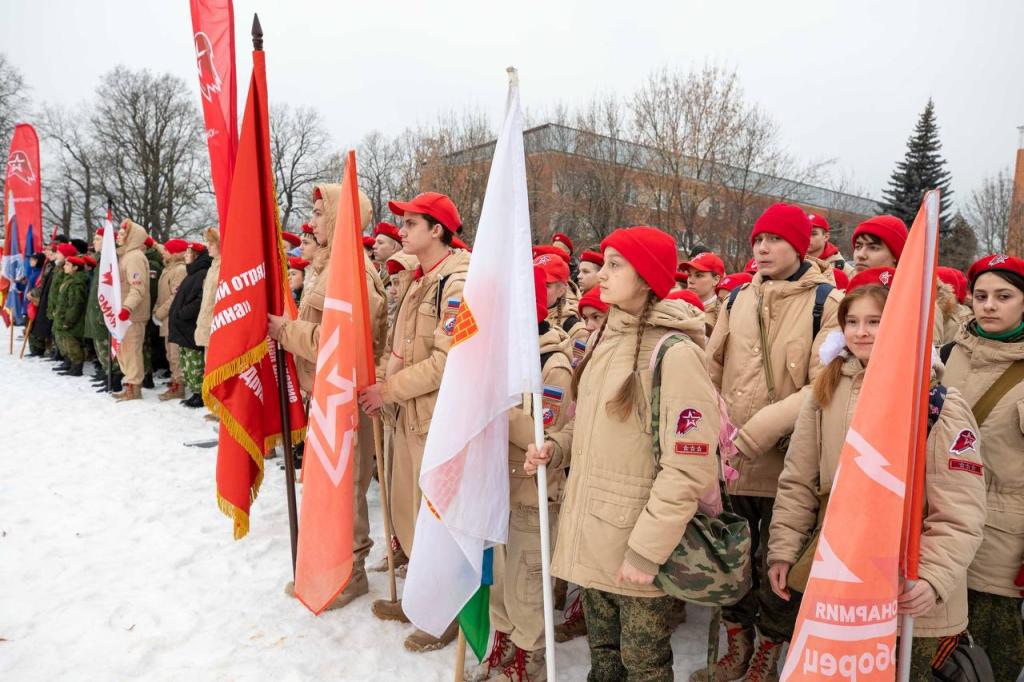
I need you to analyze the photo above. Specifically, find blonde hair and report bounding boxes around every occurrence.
[204,226,220,247]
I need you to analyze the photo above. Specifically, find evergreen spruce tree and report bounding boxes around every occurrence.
[881,99,954,232]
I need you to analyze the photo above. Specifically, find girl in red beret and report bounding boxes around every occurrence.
[525,226,720,681]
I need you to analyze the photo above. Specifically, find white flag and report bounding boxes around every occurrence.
[97,210,130,352]
[403,72,541,638]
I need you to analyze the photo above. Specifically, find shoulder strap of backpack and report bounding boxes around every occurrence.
[812,283,834,340]
[540,350,555,370]
[972,360,1024,427]
[726,284,744,313]
[561,315,580,333]
[939,341,955,365]
[649,334,686,461]
[433,273,452,319]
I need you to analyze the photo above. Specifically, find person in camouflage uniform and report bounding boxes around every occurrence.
[51,256,90,376]
[47,243,74,368]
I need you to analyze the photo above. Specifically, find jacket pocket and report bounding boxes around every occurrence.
[785,339,810,389]
[576,493,644,572]
[985,507,1024,535]
[511,503,541,533]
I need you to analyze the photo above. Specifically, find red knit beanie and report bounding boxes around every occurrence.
[832,267,850,292]
[665,288,705,311]
[600,226,677,299]
[750,203,812,260]
[533,266,549,324]
[163,239,188,254]
[578,286,609,315]
[852,215,908,262]
[715,272,753,294]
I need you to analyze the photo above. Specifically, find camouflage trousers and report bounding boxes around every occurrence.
[28,333,46,356]
[54,331,85,363]
[582,588,676,682]
[967,588,1024,681]
[92,337,122,377]
[180,347,205,393]
[722,494,801,641]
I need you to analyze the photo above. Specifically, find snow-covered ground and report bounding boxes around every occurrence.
[1,323,720,681]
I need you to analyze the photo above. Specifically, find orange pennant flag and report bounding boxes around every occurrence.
[293,150,376,614]
[781,190,940,680]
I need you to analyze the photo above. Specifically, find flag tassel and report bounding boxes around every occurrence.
[532,392,557,682]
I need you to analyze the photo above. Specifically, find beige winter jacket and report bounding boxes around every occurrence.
[770,358,986,637]
[379,249,471,436]
[193,257,220,348]
[116,221,152,322]
[549,301,720,597]
[153,259,186,337]
[935,282,961,347]
[546,298,590,352]
[507,325,574,507]
[703,297,720,336]
[944,328,1024,598]
[707,261,842,497]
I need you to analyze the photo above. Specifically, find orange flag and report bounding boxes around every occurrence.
[204,45,306,540]
[781,190,940,681]
[293,150,376,614]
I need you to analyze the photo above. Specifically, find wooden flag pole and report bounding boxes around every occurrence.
[18,317,33,358]
[8,321,13,354]
[372,415,398,603]
[453,628,467,682]
[532,392,557,682]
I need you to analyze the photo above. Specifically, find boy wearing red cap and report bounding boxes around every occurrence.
[534,252,590,367]
[286,256,308,303]
[806,213,849,272]
[467,266,574,682]
[699,203,842,681]
[153,239,189,400]
[680,251,725,334]
[373,222,404,266]
[353,191,470,652]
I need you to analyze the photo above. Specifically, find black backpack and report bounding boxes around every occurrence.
[932,633,995,682]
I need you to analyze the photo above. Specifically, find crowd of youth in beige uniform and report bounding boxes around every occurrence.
[23,186,1024,682]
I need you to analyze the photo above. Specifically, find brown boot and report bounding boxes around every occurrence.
[114,384,141,402]
[158,381,184,401]
[283,568,369,610]
[370,537,408,573]
[554,590,587,643]
[463,630,514,681]
[494,646,547,682]
[371,597,409,623]
[688,621,754,682]
[403,620,459,653]
[739,630,782,682]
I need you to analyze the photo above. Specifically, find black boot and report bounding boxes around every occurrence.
[62,363,84,377]
[142,372,155,389]
[98,375,124,393]
[182,393,205,408]
[53,360,71,372]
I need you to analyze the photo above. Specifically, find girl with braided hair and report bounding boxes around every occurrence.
[526,226,720,681]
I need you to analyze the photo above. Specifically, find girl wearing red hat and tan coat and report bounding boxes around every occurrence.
[768,282,986,680]
[153,240,188,401]
[467,267,575,682]
[269,183,386,611]
[700,203,842,681]
[941,254,1024,681]
[526,226,720,682]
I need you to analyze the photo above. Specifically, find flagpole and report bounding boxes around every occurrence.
[532,391,557,682]
[453,629,467,681]
[18,317,33,358]
[251,14,300,577]
[372,415,399,603]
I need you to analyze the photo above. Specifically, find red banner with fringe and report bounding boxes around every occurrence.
[204,46,305,540]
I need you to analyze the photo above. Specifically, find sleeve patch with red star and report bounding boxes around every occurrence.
[948,458,983,476]
[675,441,709,456]
[676,408,702,436]
[949,428,978,455]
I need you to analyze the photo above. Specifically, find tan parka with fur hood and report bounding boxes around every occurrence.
[117,220,152,322]
[548,300,720,597]
[153,258,186,337]
[944,328,1024,599]
[770,357,986,636]
[707,260,842,497]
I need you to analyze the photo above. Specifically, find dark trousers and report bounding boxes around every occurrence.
[968,588,1024,681]
[582,588,676,682]
[721,494,802,641]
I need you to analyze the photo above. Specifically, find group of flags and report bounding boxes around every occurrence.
[2,124,42,327]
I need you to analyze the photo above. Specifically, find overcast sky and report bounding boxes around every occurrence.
[3,0,1022,208]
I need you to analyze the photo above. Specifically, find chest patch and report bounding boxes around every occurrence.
[948,458,983,476]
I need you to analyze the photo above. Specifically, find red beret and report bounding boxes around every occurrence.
[853,215,908,261]
[57,243,78,259]
[386,259,407,276]
[937,266,968,303]
[847,266,896,292]
[188,242,206,253]
[534,253,570,283]
[288,257,310,271]
[680,251,725,277]
[83,255,97,268]
[552,232,574,253]
[374,222,402,243]
[282,232,301,247]
[808,213,830,232]
[451,236,471,252]
[301,223,315,235]
[600,226,678,300]
[675,270,689,283]
[388,192,462,232]
[715,272,753,294]
[362,235,376,248]
[750,203,812,260]
[665,288,705,311]
[163,239,188,254]
[144,236,155,248]
[532,244,570,265]
[744,258,759,274]
[579,250,604,267]
[967,254,1024,289]
[532,266,549,324]
[832,267,849,292]
[578,286,609,315]
[67,256,86,267]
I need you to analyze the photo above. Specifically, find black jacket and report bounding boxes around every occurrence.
[168,252,212,350]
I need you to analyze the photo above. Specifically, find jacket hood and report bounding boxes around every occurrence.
[312,182,374,274]
[954,324,1024,363]
[838,347,945,382]
[118,220,150,254]
[936,280,958,316]
[186,250,212,275]
[606,299,707,350]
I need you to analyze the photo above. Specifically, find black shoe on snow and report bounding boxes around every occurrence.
[53,361,71,372]
[142,373,155,389]
[182,393,205,408]
[59,363,84,377]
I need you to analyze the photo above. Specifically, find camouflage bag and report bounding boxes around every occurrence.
[647,335,752,607]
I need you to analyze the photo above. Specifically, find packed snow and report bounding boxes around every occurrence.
[1,322,722,681]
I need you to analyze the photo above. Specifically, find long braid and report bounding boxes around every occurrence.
[570,317,607,400]
[607,292,657,420]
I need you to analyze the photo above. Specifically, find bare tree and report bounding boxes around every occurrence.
[90,67,210,242]
[40,104,101,239]
[0,53,30,203]
[270,103,335,232]
[965,168,1012,255]
[356,130,407,229]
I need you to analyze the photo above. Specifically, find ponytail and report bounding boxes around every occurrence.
[812,357,845,407]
